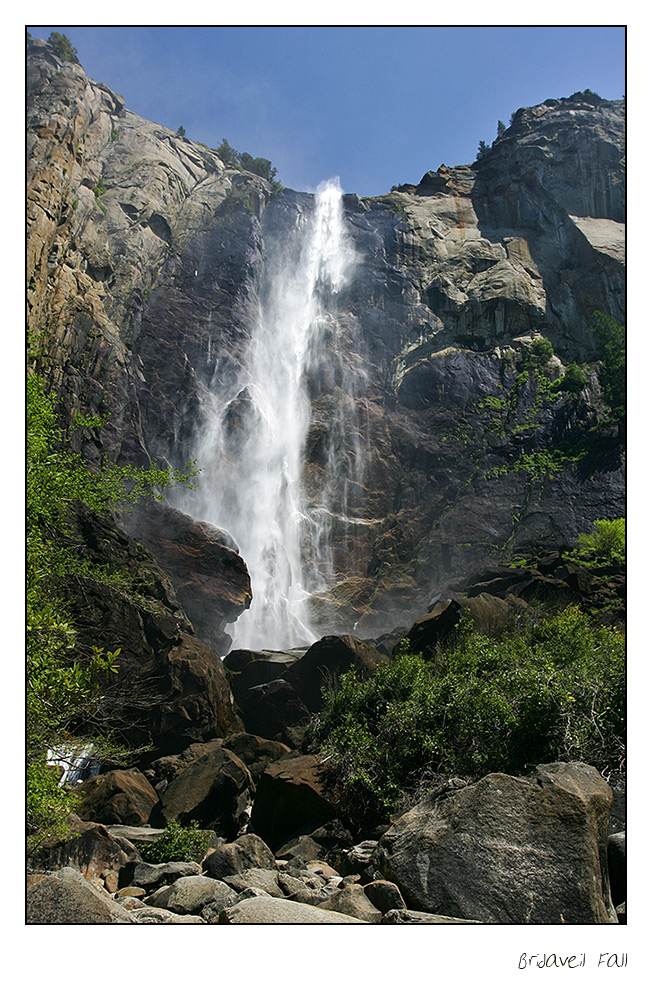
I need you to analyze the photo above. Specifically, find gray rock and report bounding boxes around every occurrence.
[363,880,406,914]
[380,909,481,924]
[146,874,236,914]
[27,867,137,924]
[120,860,202,891]
[203,833,275,879]
[223,867,284,898]
[373,762,617,924]
[218,896,370,923]
[317,883,383,923]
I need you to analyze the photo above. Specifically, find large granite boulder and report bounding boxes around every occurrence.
[31,814,139,882]
[373,761,617,923]
[217,896,369,923]
[27,867,137,924]
[151,743,254,838]
[405,592,528,656]
[203,833,276,879]
[74,768,158,826]
[250,755,339,851]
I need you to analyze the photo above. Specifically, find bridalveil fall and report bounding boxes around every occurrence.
[181,180,366,650]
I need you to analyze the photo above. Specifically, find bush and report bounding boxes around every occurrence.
[520,336,554,370]
[310,607,625,824]
[576,518,625,562]
[556,361,587,394]
[48,32,79,64]
[139,820,212,864]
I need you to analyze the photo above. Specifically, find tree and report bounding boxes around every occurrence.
[476,140,490,160]
[592,311,625,427]
[48,31,79,64]
[216,138,240,168]
[177,125,186,137]
[239,152,278,182]
[557,361,587,395]
[26,369,196,852]
[497,120,506,136]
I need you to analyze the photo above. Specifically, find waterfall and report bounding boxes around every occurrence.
[184,179,359,650]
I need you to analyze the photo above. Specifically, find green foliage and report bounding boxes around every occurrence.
[216,138,280,184]
[519,336,554,371]
[476,140,490,159]
[497,119,506,136]
[311,607,625,824]
[177,125,186,137]
[48,31,79,64]
[576,518,625,563]
[239,152,278,182]
[139,820,212,864]
[26,370,196,851]
[592,311,625,427]
[555,361,587,395]
[216,138,240,167]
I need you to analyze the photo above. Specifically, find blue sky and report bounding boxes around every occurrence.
[27,25,625,197]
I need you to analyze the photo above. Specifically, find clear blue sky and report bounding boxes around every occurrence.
[27,25,625,198]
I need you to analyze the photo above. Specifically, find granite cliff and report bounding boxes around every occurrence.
[27,36,625,641]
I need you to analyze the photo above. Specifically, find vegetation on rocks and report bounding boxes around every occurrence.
[139,820,212,864]
[26,366,195,852]
[310,606,624,824]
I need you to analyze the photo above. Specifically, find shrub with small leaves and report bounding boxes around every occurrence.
[140,819,212,864]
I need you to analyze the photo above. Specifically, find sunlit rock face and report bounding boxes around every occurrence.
[27,36,624,642]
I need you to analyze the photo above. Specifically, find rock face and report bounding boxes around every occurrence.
[27,37,625,639]
[119,501,252,654]
[373,761,617,924]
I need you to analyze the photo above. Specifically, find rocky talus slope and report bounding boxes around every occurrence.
[27,37,624,636]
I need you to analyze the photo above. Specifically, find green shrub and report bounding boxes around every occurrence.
[140,819,212,864]
[576,518,625,562]
[310,607,625,824]
[48,31,79,64]
[520,337,554,370]
[556,361,587,394]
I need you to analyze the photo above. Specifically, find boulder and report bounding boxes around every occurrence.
[221,732,291,785]
[118,860,202,892]
[373,762,617,923]
[224,649,304,704]
[380,909,481,924]
[146,874,236,914]
[235,678,310,740]
[317,883,383,923]
[151,744,254,838]
[363,880,407,914]
[287,634,388,712]
[406,593,528,656]
[203,833,276,879]
[74,768,158,826]
[27,867,137,924]
[121,501,252,655]
[32,815,139,881]
[223,868,285,898]
[217,896,370,923]
[250,755,339,850]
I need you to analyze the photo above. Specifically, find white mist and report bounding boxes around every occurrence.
[185,180,357,650]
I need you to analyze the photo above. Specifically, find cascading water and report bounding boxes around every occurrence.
[183,179,360,650]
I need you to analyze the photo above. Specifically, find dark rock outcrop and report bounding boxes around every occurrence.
[120,501,252,655]
[250,755,339,851]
